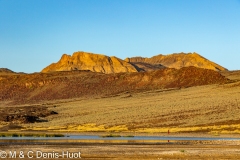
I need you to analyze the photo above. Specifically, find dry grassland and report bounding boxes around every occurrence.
[21,75,240,134]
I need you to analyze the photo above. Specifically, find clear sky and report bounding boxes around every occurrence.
[0,0,239,73]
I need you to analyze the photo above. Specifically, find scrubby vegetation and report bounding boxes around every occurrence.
[0,132,64,137]
[101,134,121,138]
[101,134,134,138]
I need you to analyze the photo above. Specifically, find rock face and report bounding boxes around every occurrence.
[42,52,138,74]
[125,52,227,71]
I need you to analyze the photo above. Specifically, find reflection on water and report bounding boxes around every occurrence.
[1,135,240,140]
[0,135,240,145]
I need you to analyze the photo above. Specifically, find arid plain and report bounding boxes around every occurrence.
[1,70,239,135]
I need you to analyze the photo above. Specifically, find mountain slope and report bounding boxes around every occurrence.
[125,52,227,71]
[42,52,138,74]
[0,67,229,104]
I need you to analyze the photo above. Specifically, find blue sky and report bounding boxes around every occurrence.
[0,0,239,73]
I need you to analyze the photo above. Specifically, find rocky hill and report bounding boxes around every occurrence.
[125,52,227,71]
[0,68,15,74]
[0,67,229,104]
[42,52,138,74]
[42,52,227,73]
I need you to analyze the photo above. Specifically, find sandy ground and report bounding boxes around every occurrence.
[1,141,240,160]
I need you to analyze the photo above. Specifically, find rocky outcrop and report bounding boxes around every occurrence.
[42,52,138,74]
[129,62,166,72]
[125,52,227,71]
[0,106,58,123]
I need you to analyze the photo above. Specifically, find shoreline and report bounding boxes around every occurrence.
[3,130,240,138]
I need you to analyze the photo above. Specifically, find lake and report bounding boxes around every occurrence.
[1,135,240,145]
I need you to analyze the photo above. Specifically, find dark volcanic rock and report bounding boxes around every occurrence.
[0,67,230,104]
[0,106,58,123]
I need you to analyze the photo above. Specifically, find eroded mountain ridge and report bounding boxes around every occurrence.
[42,52,227,73]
